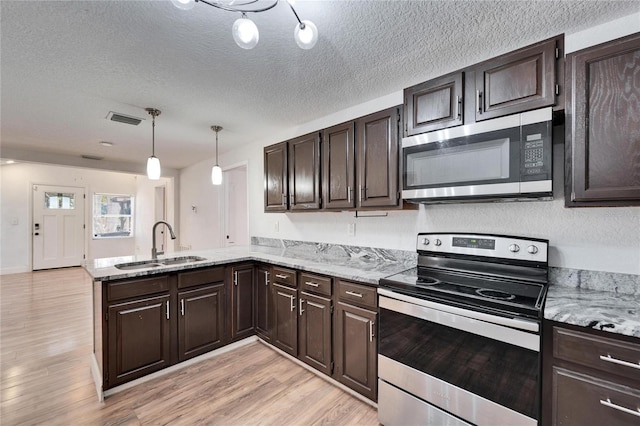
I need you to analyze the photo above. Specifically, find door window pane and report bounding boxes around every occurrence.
[44,192,75,209]
[92,194,134,239]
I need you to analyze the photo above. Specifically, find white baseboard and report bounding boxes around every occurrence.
[0,266,30,275]
[257,338,378,409]
[101,336,258,399]
[90,353,104,402]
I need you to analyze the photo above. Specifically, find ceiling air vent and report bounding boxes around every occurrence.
[82,155,103,160]
[106,111,144,126]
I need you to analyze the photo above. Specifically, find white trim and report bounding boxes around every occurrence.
[100,336,258,399]
[90,353,104,402]
[0,266,31,275]
[257,338,378,409]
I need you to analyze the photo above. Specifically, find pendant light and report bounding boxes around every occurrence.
[145,108,161,180]
[211,125,223,186]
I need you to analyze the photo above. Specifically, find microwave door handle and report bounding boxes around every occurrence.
[476,90,482,114]
[456,96,462,119]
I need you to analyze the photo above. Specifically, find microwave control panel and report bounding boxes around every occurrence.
[521,121,552,180]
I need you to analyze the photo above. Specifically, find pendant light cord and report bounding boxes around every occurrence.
[151,114,156,157]
[215,129,219,165]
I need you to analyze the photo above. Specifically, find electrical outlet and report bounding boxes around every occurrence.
[274,221,279,233]
[347,223,356,237]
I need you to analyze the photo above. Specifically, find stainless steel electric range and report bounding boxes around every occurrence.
[377,232,549,426]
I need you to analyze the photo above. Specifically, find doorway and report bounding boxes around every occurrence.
[222,164,248,247]
[32,184,85,270]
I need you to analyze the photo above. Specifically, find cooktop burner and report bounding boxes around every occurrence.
[475,288,516,301]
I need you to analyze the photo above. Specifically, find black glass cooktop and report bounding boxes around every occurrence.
[380,266,548,319]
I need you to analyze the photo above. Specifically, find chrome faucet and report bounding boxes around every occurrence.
[152,220,176,260]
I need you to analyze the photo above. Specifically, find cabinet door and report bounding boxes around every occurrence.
[107,294,171,388]
[178,284,225,362]
[335,302,377,401]
[404,72,464,136]
[356,107,400,209]
[288,132,321,210]
[231,264,255,340]
[565,33,640,206]
[475,36,558,121]
[255,265,271,341]
[298,291,332,375]
[322,122,356,209]
[264,142,288,212]
[552,367,640,426]
[271,283,297,356]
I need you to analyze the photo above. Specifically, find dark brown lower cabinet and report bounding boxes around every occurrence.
[335,301,377,401]
[298,291,332,375]
[255,265,271,341]
[178,283,225,362]
[229,264,255,341]
[543,320,640,426]
[272,283,297,356]
[107,293,171,388]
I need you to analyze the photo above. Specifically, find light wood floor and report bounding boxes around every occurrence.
[1,267,378,425]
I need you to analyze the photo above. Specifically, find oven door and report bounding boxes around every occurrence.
[377,288,540,426]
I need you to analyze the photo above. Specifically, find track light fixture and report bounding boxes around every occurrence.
[170,0,318,50]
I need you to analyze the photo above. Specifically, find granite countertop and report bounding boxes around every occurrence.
[84,244,415,286]
[545,285,640,339]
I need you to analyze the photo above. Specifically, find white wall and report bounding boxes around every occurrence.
[0,162,174,274]
[133,175,175,256]
[179,14,640,275]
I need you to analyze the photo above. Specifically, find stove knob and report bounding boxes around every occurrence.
[509,244,520,253]
[527,245,539,254]
[422,238,430,246]
[434,239,442,246]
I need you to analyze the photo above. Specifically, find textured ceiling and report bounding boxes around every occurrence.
[2,0,639,170]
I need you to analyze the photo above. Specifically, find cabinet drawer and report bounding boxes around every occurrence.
[299,272,332,296]
[553,367,640,426]
[178,267,225,289]
[337,280,377,309]
[272,266,297,288]
[553,326,640,380]
[107,276,169,302]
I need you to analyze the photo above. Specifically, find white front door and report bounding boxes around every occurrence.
[32,185,85,270]
[222,165,248,247]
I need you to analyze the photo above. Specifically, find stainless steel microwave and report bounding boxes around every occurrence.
[402,107,553,203]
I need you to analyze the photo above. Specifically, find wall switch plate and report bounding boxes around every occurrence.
[11,217,19,225]
[347,223,356,237]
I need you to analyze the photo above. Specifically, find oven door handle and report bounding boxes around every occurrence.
[378,289,539,351]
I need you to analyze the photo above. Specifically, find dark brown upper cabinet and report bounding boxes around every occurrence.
[473,36,560,121]
[565,32,640,207]
[356,107,401,209]
[322,122,356,209]
[288,132,322,210]
[404,72,464,136]
[264,142,288,212]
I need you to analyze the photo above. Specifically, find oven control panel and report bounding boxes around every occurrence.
[417,233,548,263]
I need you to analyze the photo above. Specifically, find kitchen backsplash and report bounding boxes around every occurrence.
[252,236,639,296]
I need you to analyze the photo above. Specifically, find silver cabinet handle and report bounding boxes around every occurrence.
[600,398,640,417]
[305,281,319,287]
[290,193,294,206]
[476,90,482,113]
[345,290,363,298]
[599,354,640,370]
[347,186,352,204]
[264,270,270,285]
[290,294,296,312]
[369,320,375,342]
[275,274,289,279]
[299,298,304,315]
[234,270,238,286]
[180,299,185,316]
[166,300,170,320]
[455,95,462,119]
[282,193,286,206]
[358,185,363,203]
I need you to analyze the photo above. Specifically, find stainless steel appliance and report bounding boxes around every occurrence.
[402,108,553,203]
[378,233,549,426]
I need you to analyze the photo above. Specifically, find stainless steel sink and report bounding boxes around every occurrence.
[114,256,207,270]
[161,256,207,265]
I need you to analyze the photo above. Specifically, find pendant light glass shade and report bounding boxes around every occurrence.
[294,20,318,49]
[211,165,223,185]
[232,15,259,49]
[147,156,161,180]
[170,0,195,11]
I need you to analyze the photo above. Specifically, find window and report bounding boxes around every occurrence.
[45,192,75,209]
[92,193,134,239]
